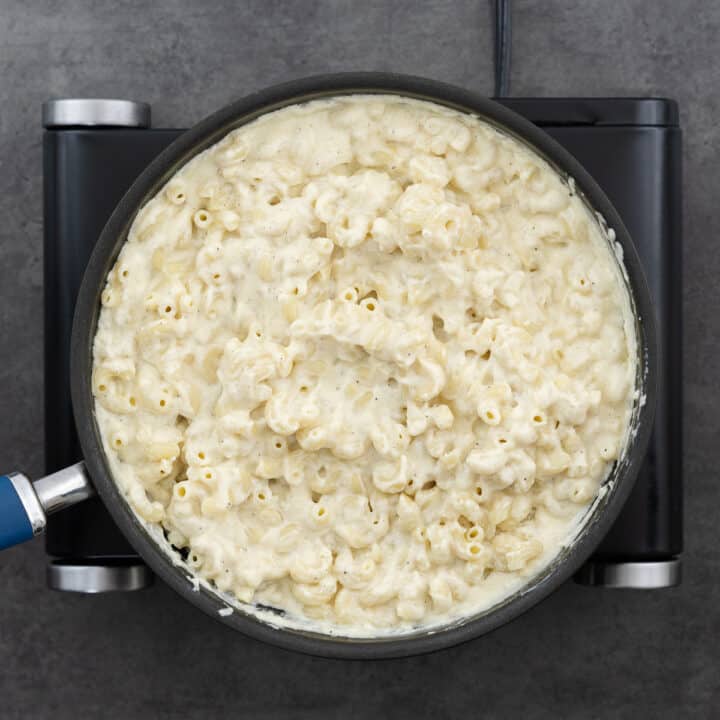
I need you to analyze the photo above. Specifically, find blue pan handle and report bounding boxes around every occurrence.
[0,463,94,550]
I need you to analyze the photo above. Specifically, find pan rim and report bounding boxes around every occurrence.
[70,72,657,659]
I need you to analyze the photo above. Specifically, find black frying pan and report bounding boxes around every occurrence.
[0,73,657,658]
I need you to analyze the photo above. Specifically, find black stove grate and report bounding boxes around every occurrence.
[42,97,682,592]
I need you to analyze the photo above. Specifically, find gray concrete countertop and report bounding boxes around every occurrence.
[1,1,717,717]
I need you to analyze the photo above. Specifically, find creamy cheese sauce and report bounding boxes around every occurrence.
[92,95,636,635]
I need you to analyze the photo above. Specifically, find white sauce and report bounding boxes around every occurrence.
[92,96,636,636]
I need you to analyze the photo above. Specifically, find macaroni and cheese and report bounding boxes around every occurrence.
[93,95,636,634]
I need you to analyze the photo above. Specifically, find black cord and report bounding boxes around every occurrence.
[494,0,512,97]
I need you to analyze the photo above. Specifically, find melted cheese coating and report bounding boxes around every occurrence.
[93,95,636,635]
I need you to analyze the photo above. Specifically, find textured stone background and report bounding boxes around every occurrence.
[0,1,717,717]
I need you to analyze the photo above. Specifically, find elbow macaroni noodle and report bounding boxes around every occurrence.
[93,95,636,634]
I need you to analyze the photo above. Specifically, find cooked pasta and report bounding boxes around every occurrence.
[93,95,636,634]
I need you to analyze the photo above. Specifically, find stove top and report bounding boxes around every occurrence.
[42,96,682,593]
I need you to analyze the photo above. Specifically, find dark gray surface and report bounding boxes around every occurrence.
[0,0,716,717]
